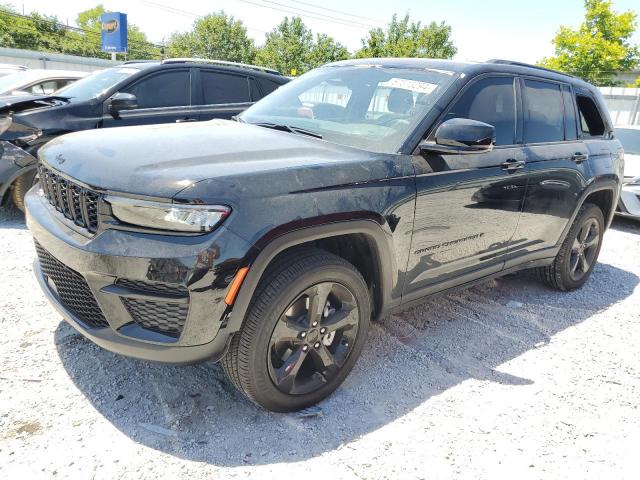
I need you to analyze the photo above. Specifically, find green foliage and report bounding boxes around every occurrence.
[539,0,639,86]
[0,3,159,60]
[255,17,349,75]
[166,12,256,63]
[355,13,457,59]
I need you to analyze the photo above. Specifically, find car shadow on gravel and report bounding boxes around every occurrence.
[53,261,638,466]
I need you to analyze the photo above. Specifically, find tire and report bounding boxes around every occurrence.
[222,248,371,412]
[537,202,605,291]
[11,169,38,213]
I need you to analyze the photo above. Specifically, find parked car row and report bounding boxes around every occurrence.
[0,58,289,210]
[19,56,625,412]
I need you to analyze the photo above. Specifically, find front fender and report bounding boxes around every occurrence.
[224,219,399,337]
[0,141,37,204]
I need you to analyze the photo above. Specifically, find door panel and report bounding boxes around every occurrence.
[405,148,527,301]
[506,79,592,266]
[102,69,196,127]
[403,74,526,302]
[197,70,253,121]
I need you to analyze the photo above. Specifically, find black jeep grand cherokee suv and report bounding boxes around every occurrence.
[26,58,623,412]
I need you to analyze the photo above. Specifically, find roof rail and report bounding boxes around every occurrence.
[161,58,281,75]
[486,59,577,79]
[122,60,160,65]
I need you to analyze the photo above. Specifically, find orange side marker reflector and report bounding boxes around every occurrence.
[225,266,249,306]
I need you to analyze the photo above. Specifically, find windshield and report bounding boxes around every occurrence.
[240,66,458,153]
[616,128,640,155]
[54,67,140,102]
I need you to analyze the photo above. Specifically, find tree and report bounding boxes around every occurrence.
[256,17,313,75]
[309,33,350,68]
[166,12,256,63]
[255,17,349,75]
[355,13,457,59]
[539,0,639,86]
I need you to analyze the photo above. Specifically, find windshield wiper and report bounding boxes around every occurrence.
[251,122,323,139]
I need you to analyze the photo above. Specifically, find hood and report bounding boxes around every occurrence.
[623,153,640,179]
[0,95,69,114]
[39,120,406,199]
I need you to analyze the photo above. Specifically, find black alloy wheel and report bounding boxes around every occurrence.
[267,282,359,395]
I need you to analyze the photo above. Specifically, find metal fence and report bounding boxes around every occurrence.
[0,47,120,72]
[599,87,640,126]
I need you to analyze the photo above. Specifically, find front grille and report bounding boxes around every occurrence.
[122,298,189,337]
[34,242,108,328]
[38,164,100,234]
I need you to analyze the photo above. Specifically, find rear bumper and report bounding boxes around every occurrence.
[26,189,253,365]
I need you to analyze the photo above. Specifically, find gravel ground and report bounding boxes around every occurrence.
[1,206,639,479]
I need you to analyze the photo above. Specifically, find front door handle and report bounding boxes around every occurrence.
[572,152,588,163]
[176,118,197,123]
[501,159,525,171]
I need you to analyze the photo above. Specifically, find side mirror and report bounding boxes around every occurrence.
[420,118,496,155]
[108,92,137,118]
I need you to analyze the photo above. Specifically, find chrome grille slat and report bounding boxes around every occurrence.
[38,164,100,234]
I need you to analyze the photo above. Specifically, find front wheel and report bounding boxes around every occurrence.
[537,202,605,291]
[11,169,38,212]
[222,248,371,412]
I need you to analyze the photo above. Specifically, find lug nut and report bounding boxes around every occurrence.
[314,342,321,348]
[302,345,309,352]
[300,332,306,338]
[312,321,318,327]
[320,327,326,334]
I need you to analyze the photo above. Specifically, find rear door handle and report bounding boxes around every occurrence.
[501,159,525,171]
[572,152,588,163]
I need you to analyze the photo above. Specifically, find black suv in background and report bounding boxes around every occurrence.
[0,59,288,210]
[26,58,623,412]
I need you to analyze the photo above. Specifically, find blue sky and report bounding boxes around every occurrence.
[11,0,640,64]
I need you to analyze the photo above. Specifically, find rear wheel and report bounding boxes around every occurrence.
[11,169,38,212]
[537,202,605,291]
[222,248,370,412]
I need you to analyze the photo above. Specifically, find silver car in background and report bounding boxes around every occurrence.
[616,126,640,219]
[0,69,87,97]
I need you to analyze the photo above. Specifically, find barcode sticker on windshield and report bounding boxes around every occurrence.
[380,78,438,94]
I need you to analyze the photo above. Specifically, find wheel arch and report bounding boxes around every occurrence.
[225,219,397,334]
[557,179,618,249]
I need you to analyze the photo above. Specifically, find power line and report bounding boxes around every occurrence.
[285,0,385,25]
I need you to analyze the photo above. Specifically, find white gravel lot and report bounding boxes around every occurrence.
[1,205,639,480]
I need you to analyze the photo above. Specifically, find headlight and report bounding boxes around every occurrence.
[0,115,11,135]
[107,197,230,233]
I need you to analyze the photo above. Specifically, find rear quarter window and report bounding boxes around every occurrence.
[256,78,284,97]
[576,95,605,137]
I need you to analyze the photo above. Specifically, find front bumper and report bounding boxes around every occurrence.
[26,189,253,364]
[617,184,640,219]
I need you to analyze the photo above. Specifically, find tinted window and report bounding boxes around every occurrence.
[201,71,250,104]
[122,70,190,108]
[256,78,282,96]
[249,78,261,101]
[524,79,564,143]
[576,95,605,137]
[562,85,578,141]
[445,76,516,146]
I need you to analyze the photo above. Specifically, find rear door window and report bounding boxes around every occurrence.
[523,79,564,143]
[444,76,516,146]
[576,95,605,137]
[200,71,250,105]
[122,70,191,108]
